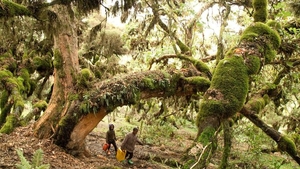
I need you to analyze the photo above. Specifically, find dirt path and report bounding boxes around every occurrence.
[0,117,195,169]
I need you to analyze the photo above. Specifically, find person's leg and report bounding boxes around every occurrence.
[112,140,118,152]
[107,142,112,155]
[127,152,134,164]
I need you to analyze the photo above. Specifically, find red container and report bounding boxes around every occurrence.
[102,143,109,151]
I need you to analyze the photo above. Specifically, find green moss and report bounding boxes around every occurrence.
[240,22,281,64]
[245,55,261,74]
[198,99,226,118]
[53,49,63,69]
[183,77,211,88]
[278,136,297,156]
[0,91,9,109]
[0,114,18,134]
[176,39,190,53]
[267,20,282,31]
[198,56,249,120]
[193,60,212,78]
[77,68,94,87]
[246,95,269,113]
[14,99,24,109]
[7,77,24,92]
[142,77,155,90]
[33,56,52,71]
[55,115,77,147]
[33,100,48,110]
[1,0,31,17]
[0,70,13,80]
[241,23,281,49]
[19,69,31,93]
[81,68,93,79]
[0,101,13,126]
[197,126,216,145]
[253,0,267,22]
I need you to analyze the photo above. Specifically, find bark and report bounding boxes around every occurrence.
[219,120,232,169]
[34,5,79,138]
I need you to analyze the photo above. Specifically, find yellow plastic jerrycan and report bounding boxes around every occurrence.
[116,148,126,161]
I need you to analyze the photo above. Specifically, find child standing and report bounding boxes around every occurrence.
[105,124,118,155]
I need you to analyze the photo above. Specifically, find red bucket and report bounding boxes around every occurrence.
[102,143,109,151]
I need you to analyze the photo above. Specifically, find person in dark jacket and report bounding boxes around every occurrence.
[121,127,143,164]
[106,124,118,155]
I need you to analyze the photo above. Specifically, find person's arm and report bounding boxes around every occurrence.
[113,131,117,141]
[121,134,129,150]
[137,137,143,145]
[106,131,109,143]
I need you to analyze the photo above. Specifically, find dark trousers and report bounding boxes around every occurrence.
[107,140,117,152]
[125,151,133,160]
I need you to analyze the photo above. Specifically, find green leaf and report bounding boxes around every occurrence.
[16,149,31,169]
[32,149,43,168]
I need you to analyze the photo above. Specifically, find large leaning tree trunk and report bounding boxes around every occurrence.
[33,5,80,140]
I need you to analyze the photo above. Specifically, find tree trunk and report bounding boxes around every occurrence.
[34,5,79,138]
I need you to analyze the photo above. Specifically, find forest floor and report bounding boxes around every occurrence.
[0,116,199,169]
[0,115,299,169]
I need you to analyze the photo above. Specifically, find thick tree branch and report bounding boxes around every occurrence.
[149,54,212,79]
[88,69,210,113]
[241,106,300,164]
[0,0,31,17]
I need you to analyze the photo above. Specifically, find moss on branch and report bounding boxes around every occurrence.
[0,0,31,17]
[0,114,18,134]
[253,0,268,22]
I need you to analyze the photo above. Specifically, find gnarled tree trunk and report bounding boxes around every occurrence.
[34,5,80,139]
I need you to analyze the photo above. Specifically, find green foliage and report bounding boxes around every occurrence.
[231,120,299,169]
[16,149,50,169]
